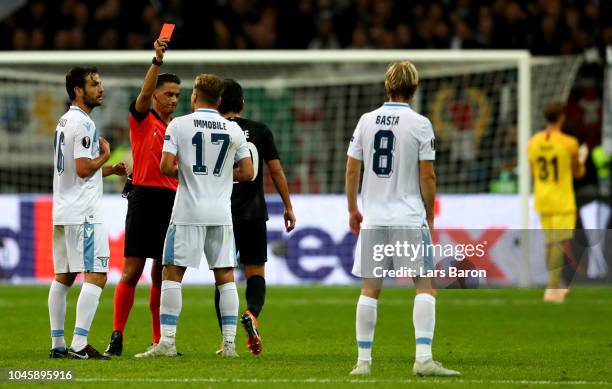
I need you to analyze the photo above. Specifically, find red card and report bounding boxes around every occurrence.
[159,23,175,40]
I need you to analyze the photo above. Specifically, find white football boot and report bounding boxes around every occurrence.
[218,341,239,358]
[413,359,461,376]
[349,360,372,375]
[134,341,177,358]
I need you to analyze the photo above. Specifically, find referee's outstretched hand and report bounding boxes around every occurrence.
[154,38,169,60]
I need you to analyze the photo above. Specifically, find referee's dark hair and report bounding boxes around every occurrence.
[65,66,99,101]
[218,78,244,114]
[156,73,181,88]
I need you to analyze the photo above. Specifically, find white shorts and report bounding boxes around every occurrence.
[53,223,110,274]
[162,224,236,269]
[352,225,434,278]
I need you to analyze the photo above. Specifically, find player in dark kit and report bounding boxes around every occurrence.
[215,79,296,356]
[104,38,181,357]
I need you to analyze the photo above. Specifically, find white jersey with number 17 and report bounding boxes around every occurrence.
[347,102,436,227]
[163,108,250,226]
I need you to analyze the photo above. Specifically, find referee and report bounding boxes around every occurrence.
[215,79,296,356]
[104,38,180,356]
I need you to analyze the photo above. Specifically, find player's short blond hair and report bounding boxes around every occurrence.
[384,60,419,101]
[193,74,225,104]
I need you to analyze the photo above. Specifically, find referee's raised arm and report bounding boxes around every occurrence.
[104,38,180,357]
[134,38,169,114]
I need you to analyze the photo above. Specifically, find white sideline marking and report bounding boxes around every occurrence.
[2,297,612,308]
[270,298,612,306]
[75,377,612,386]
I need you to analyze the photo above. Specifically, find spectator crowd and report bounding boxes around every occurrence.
[1,0,611,54]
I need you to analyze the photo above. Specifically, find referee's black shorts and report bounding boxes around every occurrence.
[233,219,267,265]
[124,186,175,259]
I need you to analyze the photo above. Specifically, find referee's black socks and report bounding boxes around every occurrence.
[214,287,222,331]
[245,275,266,318]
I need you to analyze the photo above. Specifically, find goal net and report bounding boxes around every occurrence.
[0,50,581,196]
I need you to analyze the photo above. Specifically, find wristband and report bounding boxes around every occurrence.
[152,57,163,66]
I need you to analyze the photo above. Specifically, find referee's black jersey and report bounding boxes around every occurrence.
[229,117,280,221]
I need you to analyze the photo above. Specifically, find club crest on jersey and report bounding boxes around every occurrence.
[82,136,91,149]
[97,257,109,267]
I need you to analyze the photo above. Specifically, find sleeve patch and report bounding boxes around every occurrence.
[81,136,91,149]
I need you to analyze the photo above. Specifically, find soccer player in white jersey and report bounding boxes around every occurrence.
[49,67,127,359]
[346,61,460,376]
[135,74,253,358]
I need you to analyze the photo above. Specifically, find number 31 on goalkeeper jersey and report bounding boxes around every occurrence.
[528,130,580,214]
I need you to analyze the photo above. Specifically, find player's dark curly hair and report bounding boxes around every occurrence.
[218,78,244,114]
[156,73,181,88]
[65,66,99,101]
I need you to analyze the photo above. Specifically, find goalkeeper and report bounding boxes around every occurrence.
[528,101,587,303]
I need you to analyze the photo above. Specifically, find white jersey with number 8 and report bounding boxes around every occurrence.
[347,102,435,227]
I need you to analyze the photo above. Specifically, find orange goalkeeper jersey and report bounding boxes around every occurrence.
[528,130,580,214]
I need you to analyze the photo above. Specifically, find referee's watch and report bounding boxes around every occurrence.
[152,57,163,66]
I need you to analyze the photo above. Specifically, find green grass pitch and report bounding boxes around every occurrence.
[1,285,611,388]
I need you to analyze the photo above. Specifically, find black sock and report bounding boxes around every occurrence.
[214,286,222,332]
[245,275,266,318]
